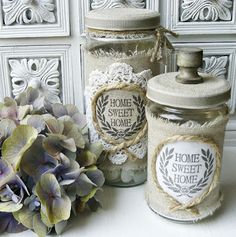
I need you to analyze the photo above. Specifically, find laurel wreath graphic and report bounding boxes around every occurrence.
[159,147,214,198]
[96,94,145,140]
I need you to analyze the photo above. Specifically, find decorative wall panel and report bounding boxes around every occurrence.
[0,0,70,38]
[180,0,233,22]
[160,0,236,34]
[0,45,74,104]
[9,58,61,103]
[90,0,146,9]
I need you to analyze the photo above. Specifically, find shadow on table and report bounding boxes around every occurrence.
[207,183,236,222]
[66,185,118,231]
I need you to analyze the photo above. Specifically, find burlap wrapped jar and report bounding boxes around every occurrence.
[146,48,231,222]
[83,8,176,187]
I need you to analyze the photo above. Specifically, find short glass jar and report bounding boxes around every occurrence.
[146,48,231,222]
[83,8,161,187]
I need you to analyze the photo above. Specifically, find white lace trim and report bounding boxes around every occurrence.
[88,47,154,60]
[86,62,152,165]
[87,30,156,40]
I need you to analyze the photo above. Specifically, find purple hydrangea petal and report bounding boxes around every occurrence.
[0,212,27,234]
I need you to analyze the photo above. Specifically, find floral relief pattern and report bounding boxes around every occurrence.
[199,56,228,79]
[9,58,61,103]
[91,0,146,9]
[2,0,56,25]
[181,0,233,22]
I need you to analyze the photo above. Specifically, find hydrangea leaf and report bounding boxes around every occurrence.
[36,173,71,225]
[2,125,38,170]
[33,214,48,237]
[0,201,23,213]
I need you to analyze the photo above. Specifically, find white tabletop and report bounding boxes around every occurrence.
[5,147,236,237]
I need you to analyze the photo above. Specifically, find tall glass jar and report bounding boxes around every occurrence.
[146,48,231,222]
[83,8,160,187]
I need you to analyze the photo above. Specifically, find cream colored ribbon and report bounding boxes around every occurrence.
[151,26,178,63]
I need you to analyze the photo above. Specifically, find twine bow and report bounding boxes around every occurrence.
[151,26,178,63]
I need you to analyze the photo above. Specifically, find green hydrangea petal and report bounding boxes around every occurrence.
[2,125,38,170]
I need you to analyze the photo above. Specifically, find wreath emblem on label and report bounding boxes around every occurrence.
[96,94,145,141]
[153,136,221,210]
[92,84,147,145]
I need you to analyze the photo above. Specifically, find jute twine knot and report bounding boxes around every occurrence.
[151,26,178,63]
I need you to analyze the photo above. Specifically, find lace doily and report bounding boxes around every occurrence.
[86,62,152,165]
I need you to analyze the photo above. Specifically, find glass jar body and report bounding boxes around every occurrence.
[147,101,229,125]
[84,30,158,187]
[146,101,229,222]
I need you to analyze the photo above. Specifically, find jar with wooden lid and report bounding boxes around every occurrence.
[83,8,161,187]
[146,48,231,221]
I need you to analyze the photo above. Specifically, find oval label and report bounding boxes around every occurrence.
[155,141,219,205]
[94,87,146,144]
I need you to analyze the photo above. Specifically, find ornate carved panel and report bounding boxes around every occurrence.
[2,0,56,25]
[180,0,233,22]
[9,58,61,104]
[160,0,236,34]
[0,45,74,104]
[167,42,236,114]
[90,0,146,10]
[0,0,70,38]
[200,56,228,79]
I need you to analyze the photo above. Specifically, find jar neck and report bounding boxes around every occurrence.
[86,28,156,41]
